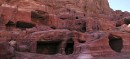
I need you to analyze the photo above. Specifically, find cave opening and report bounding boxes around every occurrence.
[81,23,86,32]
[108,34,123,52]
[16,21,35,29]
[124,18,130,25]
[78,39,86,43]
[76,17,79,19]
[65,38,74,55]
[36,41,61,55]
[51,26,56,29]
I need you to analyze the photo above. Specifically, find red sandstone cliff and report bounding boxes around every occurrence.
[0,0,130,59]
[0,0,112,14]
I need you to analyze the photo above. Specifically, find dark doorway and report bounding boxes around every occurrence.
[65,39,74,55]
[16,21,35,28]
[108,34,123,52]
[36,41,61,55]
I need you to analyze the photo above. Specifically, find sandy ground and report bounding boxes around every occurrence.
[12,51,130,59]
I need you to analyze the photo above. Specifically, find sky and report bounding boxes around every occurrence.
[108,0,130,12]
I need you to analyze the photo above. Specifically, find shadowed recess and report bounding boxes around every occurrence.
[5,21,15,27]
[108,34,123,52]
[16,21,35,28]
[81,22,86,32]
[124,18,130,25]
[36,41,61,55]
[65,38,74,55]
[31,10,49,24]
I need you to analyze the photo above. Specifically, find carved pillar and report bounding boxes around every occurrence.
[72,31,80,54]
[58,40,66,55]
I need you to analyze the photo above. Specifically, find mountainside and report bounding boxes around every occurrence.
[0,0,112,14]
[0,0,130,59]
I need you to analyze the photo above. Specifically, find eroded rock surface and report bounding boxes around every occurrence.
[0,0,130,59]
[0,42,15,59]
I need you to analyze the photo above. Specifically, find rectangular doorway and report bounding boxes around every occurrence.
[36,41,61,55]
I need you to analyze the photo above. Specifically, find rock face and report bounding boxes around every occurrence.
[0,42,15,59]
[0,0,130,59]
[34,0,112,14]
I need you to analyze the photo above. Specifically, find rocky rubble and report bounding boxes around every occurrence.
[0,0,130,59]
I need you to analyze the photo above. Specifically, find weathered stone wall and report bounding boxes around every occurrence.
[0,0,130,59]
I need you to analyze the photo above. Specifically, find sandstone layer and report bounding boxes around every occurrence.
[0,0,130,59]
